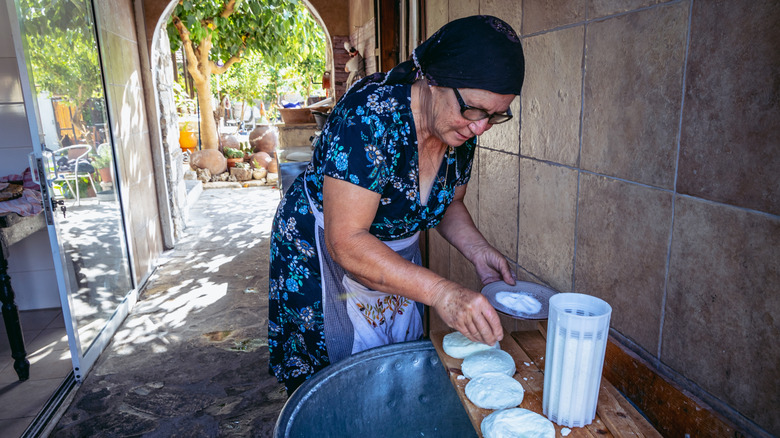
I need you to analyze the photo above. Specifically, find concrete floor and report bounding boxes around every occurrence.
[49,186,288,437]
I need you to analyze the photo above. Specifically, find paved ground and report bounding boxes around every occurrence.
[50,187,288,437]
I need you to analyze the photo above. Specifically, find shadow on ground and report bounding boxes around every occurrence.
[51,187,288,437]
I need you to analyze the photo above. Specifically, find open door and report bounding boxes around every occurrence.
[8,0,136,382]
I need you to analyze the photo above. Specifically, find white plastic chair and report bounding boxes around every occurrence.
[52,144,99,206]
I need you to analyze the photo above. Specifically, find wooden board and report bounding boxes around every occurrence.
[430,328,662,438]
[601,339,739,437]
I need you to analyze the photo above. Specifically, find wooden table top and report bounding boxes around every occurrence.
[429,326,662,438]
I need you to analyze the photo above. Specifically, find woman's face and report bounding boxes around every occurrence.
[428,86,515,147]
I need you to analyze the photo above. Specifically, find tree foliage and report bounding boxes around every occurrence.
[20,0,103,141]
[167,0,326,149]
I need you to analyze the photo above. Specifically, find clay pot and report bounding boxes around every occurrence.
[227,157,244,169]
[218,133,239,154]
[249,125,278,154]
[250,151,278,173]
[190,149,227,175]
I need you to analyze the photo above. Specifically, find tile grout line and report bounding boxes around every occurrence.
[658,0,695,360]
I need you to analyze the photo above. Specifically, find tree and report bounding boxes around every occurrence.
[21,0,104,144]
[167,0,325,150]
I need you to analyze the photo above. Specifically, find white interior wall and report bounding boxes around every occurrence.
[1,0,61,310]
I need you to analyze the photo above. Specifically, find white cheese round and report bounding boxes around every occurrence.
[465,373,525,410]
[442,331,499,359]
[481,408,555,438]
[461,349,516,379]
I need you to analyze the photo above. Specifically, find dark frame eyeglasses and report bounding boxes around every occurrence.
[452,88,513,125]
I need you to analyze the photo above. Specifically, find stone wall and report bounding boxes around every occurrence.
[424,0,779,435]
[152,26,188,240]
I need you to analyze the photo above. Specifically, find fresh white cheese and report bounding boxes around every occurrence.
[442,331,498,359]
[465,373,525,410]
[461,349,516,379]
[481,408,555,438]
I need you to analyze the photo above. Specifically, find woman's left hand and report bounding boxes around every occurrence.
[471,243,516,286]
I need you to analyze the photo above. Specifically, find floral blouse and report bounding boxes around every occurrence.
[304,80,476,238]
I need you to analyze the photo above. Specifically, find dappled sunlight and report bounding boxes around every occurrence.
[57,197,133,351]
[105,187,281,357]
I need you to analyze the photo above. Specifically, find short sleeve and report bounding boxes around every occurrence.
[319,85,409,194]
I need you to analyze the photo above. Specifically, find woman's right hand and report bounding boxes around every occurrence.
[430,281,504,346]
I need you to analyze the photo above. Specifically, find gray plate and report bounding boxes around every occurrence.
[482,281,557,320]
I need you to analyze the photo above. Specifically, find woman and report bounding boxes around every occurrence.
[269,15,525,394]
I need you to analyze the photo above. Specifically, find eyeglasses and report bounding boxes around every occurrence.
[452,88,513,125]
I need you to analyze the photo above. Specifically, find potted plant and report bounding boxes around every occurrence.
[92,143,113,183]
[224,147,245,168]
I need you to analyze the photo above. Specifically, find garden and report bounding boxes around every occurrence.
[169,0,329,186]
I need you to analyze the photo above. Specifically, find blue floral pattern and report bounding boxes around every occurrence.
[268,78,476,391]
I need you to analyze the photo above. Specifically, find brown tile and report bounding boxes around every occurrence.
[0,418,33,438]
[479,0,523,36]
[575,173,672,353]
[588,0,665,19]
[479,97,520,154]
[0,59,23,103]
[517,159,577,293]
[663,196,780,432]
[582,2,688,189]
[449,244,483,292]
[450,0,479,20]
[477,148,519,259]
[427,229,450,279]
[521,26,583,166]
[522,0,585,35]
[677,1,780,215]
[0,378,62,419]
[426,0,448,36]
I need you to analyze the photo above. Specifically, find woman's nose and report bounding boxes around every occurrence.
[469,118,491,136]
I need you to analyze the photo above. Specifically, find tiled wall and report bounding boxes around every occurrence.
[424,0,779,434]
[94,0,163,283]
[0,0,61,309]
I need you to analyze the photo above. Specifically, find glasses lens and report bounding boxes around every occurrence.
[462,108,489,121]
[488,113,513,124]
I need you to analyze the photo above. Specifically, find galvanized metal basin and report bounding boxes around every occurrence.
[274,340,477,438]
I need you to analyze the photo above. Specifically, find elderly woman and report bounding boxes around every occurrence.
[269,15,525,394]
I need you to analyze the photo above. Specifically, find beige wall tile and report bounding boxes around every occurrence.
[588,0,665,19]
[678,1,780,215]
[477,148,519,259]
[0,60,23,103]
[479,0,522,35]
[427,229,450,279]
[521,26,583,166]
[575,173,672,353]
[479,97,520,154]
[0,3,14,56]
[0,104,32,148]
[663,196,780,432]
[449,244,483,292]
[517,159,577,292]
[522,0,585,35]
[426,0,449,36]
[464,147,479,222]
[450,0,479,20]
[582,2,688,189]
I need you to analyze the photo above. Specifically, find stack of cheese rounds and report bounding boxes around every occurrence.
[442,331,555,438]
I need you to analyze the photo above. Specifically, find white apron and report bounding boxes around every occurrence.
[305,185,424,364]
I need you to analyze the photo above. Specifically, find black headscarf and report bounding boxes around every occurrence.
[383,15,525,95]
